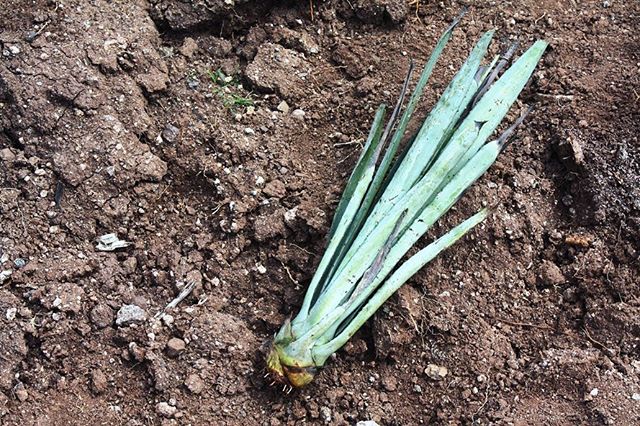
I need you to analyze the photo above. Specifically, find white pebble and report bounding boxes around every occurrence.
[277,100,290,113]
[155,402,176,418]
[6,307,17,320]
[244,127,255,135]
[291,109,306,120]
[162,314,174,326]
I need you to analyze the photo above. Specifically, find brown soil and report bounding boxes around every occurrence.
[1,0,639,425]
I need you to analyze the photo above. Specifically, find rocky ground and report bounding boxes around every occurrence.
[0,0,639,424]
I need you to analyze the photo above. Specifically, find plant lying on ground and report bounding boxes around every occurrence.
[265,15,548,390]
[207,68,254,110]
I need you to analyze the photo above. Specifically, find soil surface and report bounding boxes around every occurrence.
[1,1,639,425]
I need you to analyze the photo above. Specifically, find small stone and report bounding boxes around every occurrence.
[14,383,28,402]
[96,233,132,251]
[162,124,180,142]
[0,270,11,284]
[382,375,397,392]
[90,303,114,328]
[8,45,20,55]
[277,100,290,113]
[284,207,298,225]
[413,384,422,393]
[165,337,186,358]
[256,263,267,274]
[161,313,174,326]
[115,304,146,326]
[291,109,305,120]
[91,369,108,394]
[6,307,17,321]
[184,374,204,394]
[424,364,448,380]
[477,374,486,383]
[255,176,265,186]
[356,422,380,426]
[25,31,37,42]
[319,406,332,424]
[0,148,15,162]
[156,402,176,418]
[13,258,26,269]
[632,393,640,401]
[187,77,199,89]
[590,388,599,397]
[438,366,448,378]
[538,260,564,286]
[244,127,255,135]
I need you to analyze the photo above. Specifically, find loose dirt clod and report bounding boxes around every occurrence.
[90,369,108,394]
[89,304,114,329]
[165,338,186,358]
[538,260,565,287]
[184,374,204,394]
